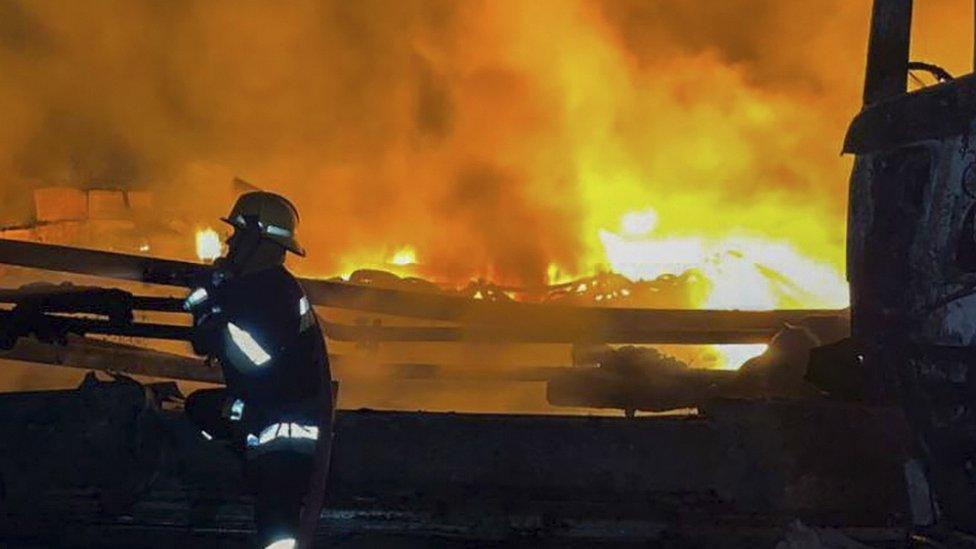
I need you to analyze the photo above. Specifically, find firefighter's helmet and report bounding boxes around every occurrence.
[221,191,306,256]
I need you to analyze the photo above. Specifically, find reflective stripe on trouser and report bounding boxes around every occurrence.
[246,421,318,459]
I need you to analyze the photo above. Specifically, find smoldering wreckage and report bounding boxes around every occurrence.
[0,1,974,547]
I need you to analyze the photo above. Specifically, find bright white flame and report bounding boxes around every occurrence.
[712,344,768,369]
[389,246,417,266]
[620,209,658,236]
[599,231,848,310]
[196,228,222,262]
[227,322,271,366]
[263,539,296,549]
[600,208,849,369]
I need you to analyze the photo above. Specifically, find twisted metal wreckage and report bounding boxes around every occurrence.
[0,0,974,545]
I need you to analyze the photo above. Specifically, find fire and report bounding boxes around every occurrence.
[620,210,659,237]
[600,207,849,368]
[390,247,417,266]
[195,228,222,263]
[599,221,849,310]
[3,1,969,296]
[712,345,770,370]
[309,1,861,305]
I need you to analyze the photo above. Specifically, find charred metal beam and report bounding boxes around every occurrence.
[0,238,205,287]
[863,0,913,105]
[307,280,841,329]
[0,335,221,383]
[321,321,777,344]
[0,336,567,384]
[0,239,846,340]
[0,285,184,314]
[844,74,976,154]
[0,310,194,341]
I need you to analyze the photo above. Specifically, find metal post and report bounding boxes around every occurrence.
[863,0,913,105]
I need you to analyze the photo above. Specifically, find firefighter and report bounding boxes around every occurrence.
[183,191,333,549]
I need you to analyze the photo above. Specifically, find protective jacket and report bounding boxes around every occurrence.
[186,264,330,456]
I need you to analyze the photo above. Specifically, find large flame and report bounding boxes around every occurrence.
[1,1,973,411]
[0,0,969,289]
[599,206,849,367]
[1,2,971,366]
[598,210,849,310]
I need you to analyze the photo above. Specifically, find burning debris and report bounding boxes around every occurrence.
[340,266,703,307]
[549,316,846,416]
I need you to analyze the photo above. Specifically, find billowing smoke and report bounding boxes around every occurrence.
[0,0,971,286]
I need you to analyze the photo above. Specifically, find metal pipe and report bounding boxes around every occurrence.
[863,0,913,105]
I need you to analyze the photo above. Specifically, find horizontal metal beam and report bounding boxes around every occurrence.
[0,335,221,383]
[0,336,568,384]
[305,280,844,333]
[321,321,777,344]
[0,239,847,343]
[0,286,185,313]
[0,310,194,341]
[0,238,204,287]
